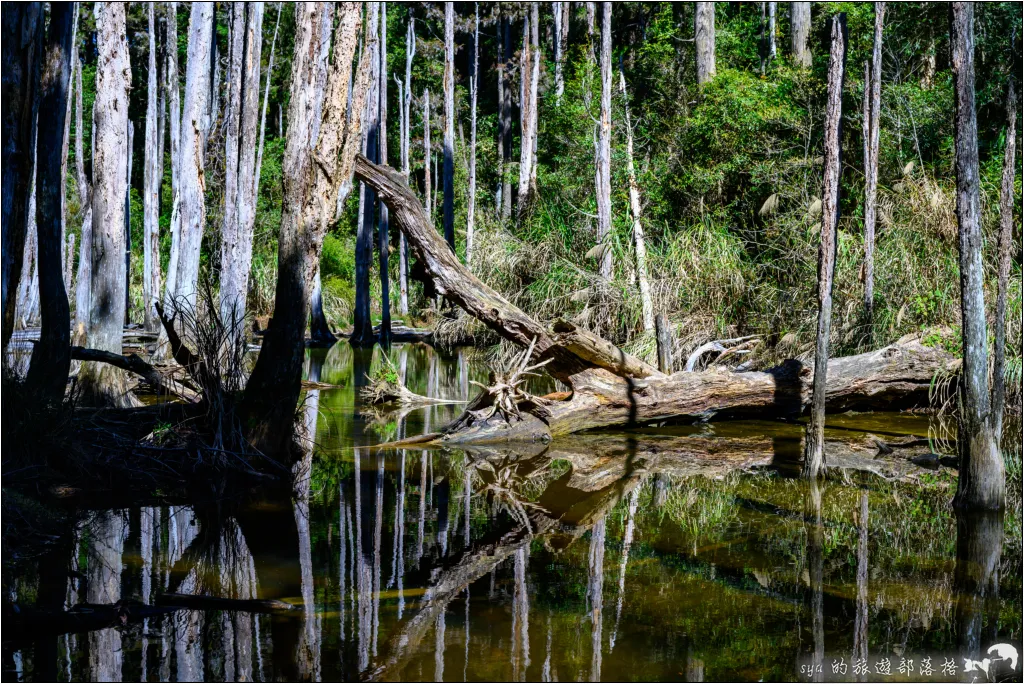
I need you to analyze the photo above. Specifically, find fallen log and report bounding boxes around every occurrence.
[70,346,200,402]
[354,156,958,445]
[5,600,179,638]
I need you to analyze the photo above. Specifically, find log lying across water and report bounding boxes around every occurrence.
[354,156,958,445]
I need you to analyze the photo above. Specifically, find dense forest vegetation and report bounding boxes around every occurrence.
[1,1,1020,506]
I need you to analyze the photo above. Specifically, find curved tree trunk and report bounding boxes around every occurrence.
[1,3,42,352]
[25,2,74,404]
[78,2,135,408]
[949,3,1003,511]
[804,14,847,479]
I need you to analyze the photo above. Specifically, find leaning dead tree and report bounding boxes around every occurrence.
[804,14,847,480]
[354,155,957,446]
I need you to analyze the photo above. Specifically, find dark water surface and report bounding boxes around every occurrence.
[3,343,1022,682]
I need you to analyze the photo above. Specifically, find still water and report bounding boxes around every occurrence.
[3,343,1022,682]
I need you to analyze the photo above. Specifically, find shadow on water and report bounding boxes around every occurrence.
[3,343,1022,682]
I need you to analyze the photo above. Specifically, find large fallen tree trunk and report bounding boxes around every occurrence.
[353,156,958,445]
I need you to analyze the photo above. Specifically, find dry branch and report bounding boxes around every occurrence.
[70,346,199,402]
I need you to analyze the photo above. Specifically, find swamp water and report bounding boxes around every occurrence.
[3,343,1022,682]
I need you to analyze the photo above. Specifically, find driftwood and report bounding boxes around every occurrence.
[354,156,959,445]
[70,346,200,402]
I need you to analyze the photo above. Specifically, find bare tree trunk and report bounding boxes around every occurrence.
[74,58,92,331]
[59,7,77,285]
[221,3,264,344]
[467,5,479,270]
[244,1,368,455]
[695,3,716,86]
[163,2,181,312]
[553,1,567,102]
[993,79,1017,440]
[803,14,846,479]
[852,491,868,679]
[423,88,432,222]
[790,2,812,68]
[950,3,1003,511]
[768,2,777,61]
[586,1,596,61]
[619,65,654,333]
[528,3,540,198]
[123,120,133,326]
[595,3,613,282]
[1,3,42,351]
[25,2,74,404]
[167,2,214,313]
[256,3,281,193]
[378,2,391,345]
[517,9,536,216]
[352,2,380,348]
[862,3,884,332]
[400,10,415,315]
[78,1,134,408]
[143,3,161,331]
[442,2,456,250]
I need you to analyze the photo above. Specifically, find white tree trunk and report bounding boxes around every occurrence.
[143,3,161,331]
[442,2,455,249]
[466,5,479,269]
[78,1,134,407]
[423,88,431,221]
[74,58,92,331]
[220,3,264,341]
[399,10,415,314]
[619,68,654,333]
[695,2,716,86]
[790,2,812,68]
[595,3,613,282]
[862,3,885,328]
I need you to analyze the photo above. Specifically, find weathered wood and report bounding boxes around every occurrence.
[790,2,812,68]
[992,78,1017,439]
[862,3,885,329]
[551,319,662,379]
[442,2,456,249]
[620,64,654,332]
[804,14,846,479]
[950,3,1003,511]
[70,345,199,402]
[143,3,161,332]
[466,5,479,269]
[595,2,613,281]
[695,2,716,85]
[655,314,673,373]
[378,3,392,346]
[25,3,74,403]
[498,13,513,219]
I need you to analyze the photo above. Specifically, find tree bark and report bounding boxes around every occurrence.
[77,2,135,408]
[554,1,569,102]
[243,2,368,456]
[992,79,1017,441]
[221,3,264,344]
[400,10,415,315]
[352,2,380,348]
[163,2,181,325]
[378,2,391,346]
[790,2,812,68]
[256,3,280,194]
[695,2,716,86]
[1,3,42,351]
[862,3,884,331]
[950,3,1003,511]
[595,3,613,281]
[73,58,92,332]
[619,63,653,331]
[768,2,777,61]
[165,2,214,316]
[655,313,673,374]
[517,8,537,216]
[443,2,456,250]
[25,2,74,404]
[142,4,161,332]
[803,14,846,479]
[499,14,513,220]
[466,6,479,270]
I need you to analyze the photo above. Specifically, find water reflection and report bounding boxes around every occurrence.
[3,343,1021,682]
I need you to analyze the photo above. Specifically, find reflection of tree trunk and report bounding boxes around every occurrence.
[512,546,531,680]
[610,487,639,650]
[435,609,446,681]
[853,491,869,680]
[87,510,125,682]
[588,519,606,681]
[954,511,1003,661]
[804,480,824,683]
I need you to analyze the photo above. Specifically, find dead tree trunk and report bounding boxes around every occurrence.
[553,1,568,102]
[595,3,613,282]
[498,14,513,220]
[442,2,456,250]
[517,7,539,217]
[466,5,479,269]
[163,2,181,323]
[352,2,380,348]
[243,2,368,456]
[791,2,812,68]
[695,3,716,86]
[256,3,280,193]
[143,4,161,332]
[399,9,415,315]
[221,3,264,346]
[424,87,432,222]
[355,155,958,445]
[992,79,1017,440]
[378,2,391,346]
[73,58,92,332]
[1,3,42,351]
[768,2,777,61]
[950,3,1003,511]
[803,14,847,479]
[619,63,653,331]
[25,2,74,404]
[862,3,884,331]
[78,2,134,408]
